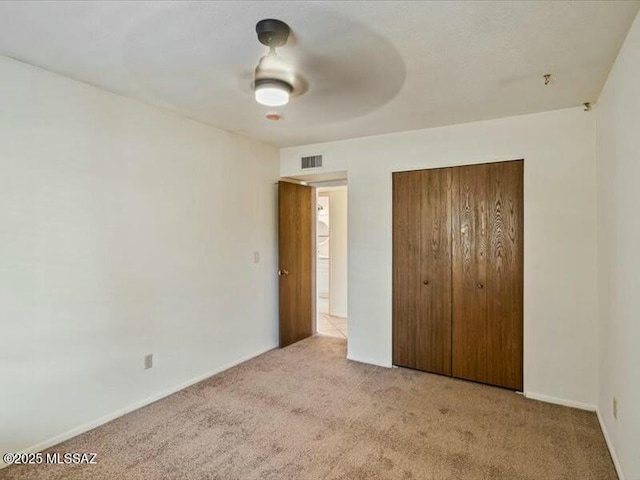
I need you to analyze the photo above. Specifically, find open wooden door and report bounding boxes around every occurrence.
[278,181,313,347]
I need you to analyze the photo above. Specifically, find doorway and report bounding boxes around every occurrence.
[277,176,348,348]
[315,186,348,339]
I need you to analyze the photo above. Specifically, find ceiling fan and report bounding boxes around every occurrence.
[253,19,305,107]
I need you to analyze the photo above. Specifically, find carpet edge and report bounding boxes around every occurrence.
[523,391,596,411]
[597,408,625,480]
[1,342,278,470]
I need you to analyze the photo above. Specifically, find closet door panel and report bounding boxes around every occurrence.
[416,168,453,375]
[452,164,488,383]
[393,171,421,368]
[486,160,524,390]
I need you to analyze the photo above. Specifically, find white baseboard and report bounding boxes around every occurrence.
[523,392,596,411]
[524,393,624,478]
[346,353,392,368]
[596,408,625,480]
[1,343,277,470]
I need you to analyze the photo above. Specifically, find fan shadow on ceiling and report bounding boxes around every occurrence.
[121,2,406,129]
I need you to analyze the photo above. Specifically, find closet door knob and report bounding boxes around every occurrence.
[477,283,484,289]
[423,280,430,285]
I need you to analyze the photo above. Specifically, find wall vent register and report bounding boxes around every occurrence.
[301,155,323,169]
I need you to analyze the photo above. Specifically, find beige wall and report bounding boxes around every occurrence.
[282,106,598,408]
[596,11,640,480]
[0,55,279,456]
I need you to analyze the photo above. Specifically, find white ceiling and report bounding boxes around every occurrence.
[0,1,638,147]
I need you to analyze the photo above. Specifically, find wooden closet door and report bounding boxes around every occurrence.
[452,164,489,384]
[393,171,421,369]
[486,161,523,390]
[393,169,452,375]
[416,168,452,375]
[452,161,523,390]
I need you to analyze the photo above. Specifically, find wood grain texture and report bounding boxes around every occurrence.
[486,160,524,390]
[278,181,313,348]
[392,171,421,368]
[416,168,453,375]
[394,161,523,390]
[452,163,489,384]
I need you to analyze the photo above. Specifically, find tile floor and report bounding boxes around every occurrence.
[317,313,348,338]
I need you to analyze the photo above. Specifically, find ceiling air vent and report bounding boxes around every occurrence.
[301,155,322,169]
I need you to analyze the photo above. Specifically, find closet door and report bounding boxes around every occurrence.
[393,168,452,375]
[393,171,421,369]
[452,161,523,390]
[452,164,489,384]
[486,161,523,390]
[416,168,452,375]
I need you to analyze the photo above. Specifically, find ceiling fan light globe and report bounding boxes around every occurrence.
[254,80,292,106]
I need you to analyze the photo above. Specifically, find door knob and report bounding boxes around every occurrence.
[278,269,289,276]
[477,283,484,289]
[423,280,430,285]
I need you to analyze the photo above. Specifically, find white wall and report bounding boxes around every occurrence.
[282,106,598,407]
[596,12,640,480]
[328,188,348,318]
[0,56,279,456]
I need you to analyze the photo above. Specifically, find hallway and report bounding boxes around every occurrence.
[316,313,347,338]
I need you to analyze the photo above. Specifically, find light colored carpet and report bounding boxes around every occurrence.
[1,336,616,480]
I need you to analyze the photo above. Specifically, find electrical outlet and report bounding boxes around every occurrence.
[144,354,153,370]
[613,397,618,420]
[254,251,260,264]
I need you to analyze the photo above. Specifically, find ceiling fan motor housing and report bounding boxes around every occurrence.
[256,19,290,48]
